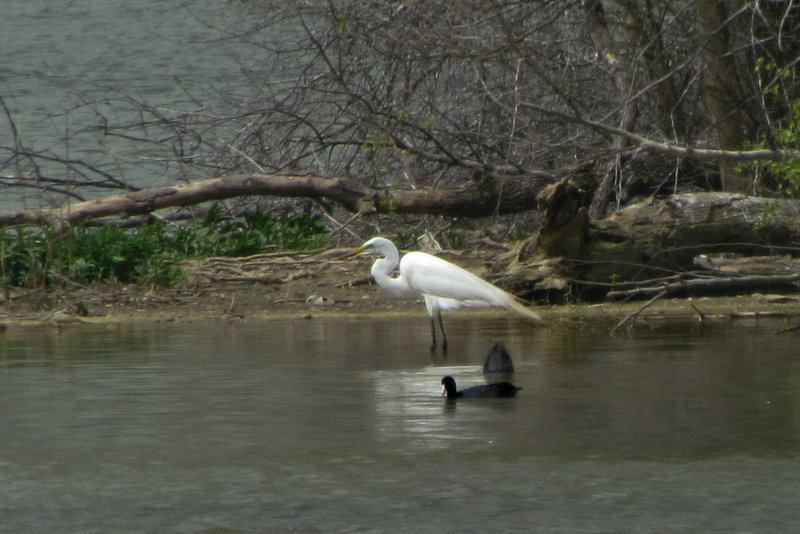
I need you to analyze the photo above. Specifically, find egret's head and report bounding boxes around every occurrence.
[338,237,392,259]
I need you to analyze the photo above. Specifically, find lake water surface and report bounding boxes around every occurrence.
[1,316,799,532]
[1,1,255,209]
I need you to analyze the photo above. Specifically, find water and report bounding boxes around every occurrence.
[1,1,256,208]
[1,316,799,533]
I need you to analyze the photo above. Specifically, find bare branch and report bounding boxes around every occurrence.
[521,101,800,162]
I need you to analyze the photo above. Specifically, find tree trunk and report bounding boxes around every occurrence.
[695,0,758,192]
[582,0,639,219]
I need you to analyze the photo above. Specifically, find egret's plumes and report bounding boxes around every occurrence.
[342,236,540,350]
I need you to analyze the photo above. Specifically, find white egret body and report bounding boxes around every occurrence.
[343,237,540,350]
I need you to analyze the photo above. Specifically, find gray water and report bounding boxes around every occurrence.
[1,1,255,208]
[1,316,799,533]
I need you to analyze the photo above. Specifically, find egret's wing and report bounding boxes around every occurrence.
[401,252,505,304]
[430,296,491,311]
[401,251,541,320]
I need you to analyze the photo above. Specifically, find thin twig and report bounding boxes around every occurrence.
[222,140,266,173]
[774,324,800,335]
[324,210,362,240]
[611,289,667,334]
[689,302,706,323]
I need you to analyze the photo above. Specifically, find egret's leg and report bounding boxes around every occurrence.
[437,311,448,351]
[429,317,437,351]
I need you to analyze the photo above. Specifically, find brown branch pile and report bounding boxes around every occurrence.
[183,248,367,286]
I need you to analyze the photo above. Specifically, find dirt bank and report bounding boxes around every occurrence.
[2,247,800,329]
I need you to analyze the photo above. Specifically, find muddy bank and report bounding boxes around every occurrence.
[3,282,800,333]
[2,247,800,329]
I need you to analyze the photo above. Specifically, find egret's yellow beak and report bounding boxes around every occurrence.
[337,246,366,260]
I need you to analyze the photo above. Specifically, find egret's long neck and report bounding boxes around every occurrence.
[371,252,412,296]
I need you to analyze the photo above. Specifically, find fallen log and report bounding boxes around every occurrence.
[0,174,370,227]
[0,171,555,228]
[501,179,800,302]
[572,193,800,288]
[693,253,799,275]
[606,273,800,300]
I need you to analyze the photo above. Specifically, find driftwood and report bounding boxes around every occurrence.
[606,273,800,301]
[583,193,800,280]
[182,247,363,285]
[498,178,800,302]
[0,171,556,227]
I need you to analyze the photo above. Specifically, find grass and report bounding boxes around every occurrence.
[0,205,328,290]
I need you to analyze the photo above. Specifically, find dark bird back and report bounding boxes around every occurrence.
[441,375,521,399]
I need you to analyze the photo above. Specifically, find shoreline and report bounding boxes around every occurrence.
[2,281,799,330]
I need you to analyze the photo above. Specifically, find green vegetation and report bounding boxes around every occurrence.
[0,206,328,289]
[742,99,800,198]
[766,98,800,197]
[742,58,800,198]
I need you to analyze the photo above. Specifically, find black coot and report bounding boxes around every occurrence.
[441,375,521,399]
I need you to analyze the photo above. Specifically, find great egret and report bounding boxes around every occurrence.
[441,375,521,399]
[340,236,540,350]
